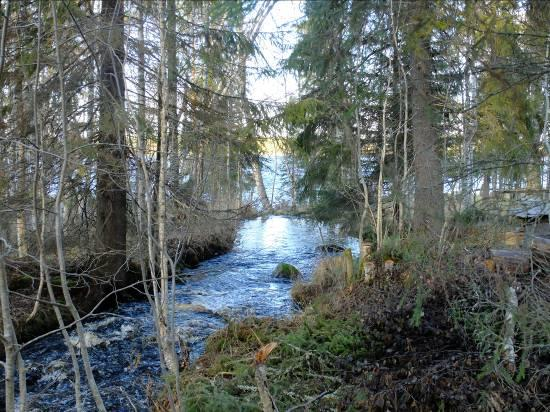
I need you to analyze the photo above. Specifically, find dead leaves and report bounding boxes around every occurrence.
[255,342,278,364]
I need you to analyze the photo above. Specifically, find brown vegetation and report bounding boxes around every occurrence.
[158,228,550,411]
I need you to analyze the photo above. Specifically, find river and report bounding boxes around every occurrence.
[21,216,358,411]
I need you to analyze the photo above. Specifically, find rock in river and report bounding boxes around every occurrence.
[272,263,301,280]
[315,244,345,253]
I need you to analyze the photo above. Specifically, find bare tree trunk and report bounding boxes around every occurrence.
[0,246,26,412]
[356,107,374,259]
[462,53,477,208]
[253,158,272,212]
[409,0,444,235]
[167,0,179,186]
[136,0,147,276]
[481,174,490,199]
[0,0,9,82]
[135,5,179,408]
[158,0,179,375]
[96,0,127,284]
[542,40,550,190]
[1,5,27,410]
[390,0,409,236]
[29,3,44,320]
[14,78,28,258]
[542,41,550,157]
[51,5,106,410]
[0,241,17,412]
[502,284,518,372]
[377,73,391,250]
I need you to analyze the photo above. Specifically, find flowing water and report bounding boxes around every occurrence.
[20,216,358,411]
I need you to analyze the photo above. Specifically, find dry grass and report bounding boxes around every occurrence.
[291,253,350,307]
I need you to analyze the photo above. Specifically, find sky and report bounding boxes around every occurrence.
[247,1,303,104]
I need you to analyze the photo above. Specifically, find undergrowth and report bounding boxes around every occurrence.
[157,219,550,411]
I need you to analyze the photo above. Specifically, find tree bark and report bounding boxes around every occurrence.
[96,0,127,283]
[167,0,179,186]
[14,78,28,258]
[29,3,44,320]
[462,53,477,208]
[409,0,444,235]
[0,241,17,412]
[158,0,179,375]
[377,72,391,250]
[253,158,272,212]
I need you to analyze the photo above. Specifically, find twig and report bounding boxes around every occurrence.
[286,391,332,412]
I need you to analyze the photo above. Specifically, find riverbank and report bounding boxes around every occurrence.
[157,232,550,411]
[3,227,236,351]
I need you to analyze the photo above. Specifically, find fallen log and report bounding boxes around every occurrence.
[531,236,550,271]
[531,236,550,254]
[488,249,531,275]
[504,231,525,248]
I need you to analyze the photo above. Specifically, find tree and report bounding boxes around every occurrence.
[96,0,127,284]
[408,0,445,234]
[156,0,179,375]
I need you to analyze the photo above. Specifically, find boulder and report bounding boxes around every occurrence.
[315,244,345,253]
[272,263,301,280]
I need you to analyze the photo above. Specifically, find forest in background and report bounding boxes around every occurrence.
[0,0,549,410]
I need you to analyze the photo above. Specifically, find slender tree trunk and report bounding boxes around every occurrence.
[0,246,26,412]
[377,73,391,250]
[14,77,28,258]
[481,174,490,199]
[158,0,179,375]
[462,55,477,208]
[29,4,44,320]
[390,0,409,236]
[167,0,179,186]
[136,0,147,273]
[356,107,374,258]
[0,241,17,412]
[136,3,179,406]
[0,0,9,84]
[51,5,106,410]
[96,0,127,284]
[542,40,550,190]
[409,0,444,235]
[253,158,272,212]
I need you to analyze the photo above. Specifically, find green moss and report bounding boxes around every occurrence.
[182,379,260,412]
[272,263,301,279]
[49,275,79,289]
[8,274,33,290]
[173,309,380,411]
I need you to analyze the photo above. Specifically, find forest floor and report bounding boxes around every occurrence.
[157,228,550,411]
